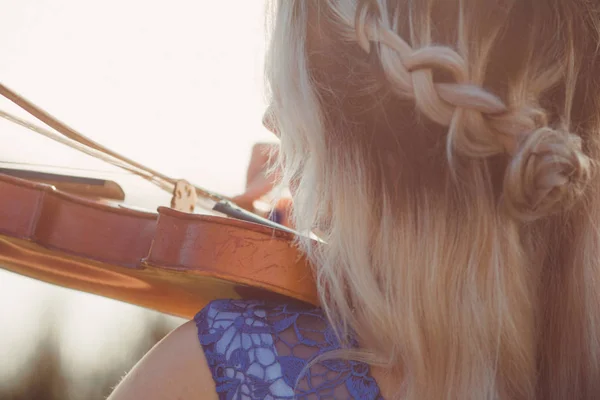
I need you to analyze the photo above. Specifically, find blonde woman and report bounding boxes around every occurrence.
[108,0,600,399]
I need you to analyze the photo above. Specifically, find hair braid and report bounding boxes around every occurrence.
[352,0,593,221]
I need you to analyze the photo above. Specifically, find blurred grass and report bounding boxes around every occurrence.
[0,281,178,400]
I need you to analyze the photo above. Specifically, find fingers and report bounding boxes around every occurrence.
[232,174,276,205]
[232,142,282,213]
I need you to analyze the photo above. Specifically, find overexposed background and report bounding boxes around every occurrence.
[0,1,274,398]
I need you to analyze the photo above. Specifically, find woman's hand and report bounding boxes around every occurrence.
[231,142,280,209]
[232,142,294,228]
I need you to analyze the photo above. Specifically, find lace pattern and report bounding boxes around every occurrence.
[194,299,383,400]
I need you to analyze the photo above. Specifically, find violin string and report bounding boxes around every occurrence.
[0,119,216,215]
[0,83,226,204]
[0,108,219,214]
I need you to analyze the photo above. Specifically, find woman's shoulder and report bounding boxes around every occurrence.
[107,313,218,400]
[106,299,321,400]
[108,298,382,400]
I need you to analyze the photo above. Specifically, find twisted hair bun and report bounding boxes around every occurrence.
[503,127,592,222]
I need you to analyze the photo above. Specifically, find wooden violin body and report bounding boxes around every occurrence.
[0,173,318,319]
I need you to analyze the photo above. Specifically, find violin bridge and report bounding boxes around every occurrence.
[170,179,198,213]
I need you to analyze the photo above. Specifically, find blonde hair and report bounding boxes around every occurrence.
[265,0,600,398]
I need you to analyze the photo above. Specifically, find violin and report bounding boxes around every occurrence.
[0,83,318,319]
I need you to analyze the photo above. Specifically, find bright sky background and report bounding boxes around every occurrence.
[0,0,273,390]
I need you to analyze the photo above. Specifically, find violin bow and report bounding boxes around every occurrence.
[0,82,299,235]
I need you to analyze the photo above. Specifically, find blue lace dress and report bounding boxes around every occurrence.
[194,299,383,400]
